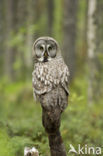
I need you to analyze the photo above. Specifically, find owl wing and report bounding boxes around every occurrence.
[59,60,70,96]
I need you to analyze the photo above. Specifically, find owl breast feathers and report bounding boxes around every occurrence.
[32,57,70,98]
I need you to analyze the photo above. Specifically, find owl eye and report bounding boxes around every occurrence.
[39,46,44,51]
[48,46,52,51]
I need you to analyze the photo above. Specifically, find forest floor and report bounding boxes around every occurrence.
[0,75,103,156]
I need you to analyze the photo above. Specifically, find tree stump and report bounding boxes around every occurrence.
[42,107,67,156]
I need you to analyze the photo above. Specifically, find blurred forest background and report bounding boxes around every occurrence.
[0,0,103,155]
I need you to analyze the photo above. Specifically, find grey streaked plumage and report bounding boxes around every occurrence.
[32,37,70,111]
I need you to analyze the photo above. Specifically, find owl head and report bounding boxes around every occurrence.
[33,37,61,62]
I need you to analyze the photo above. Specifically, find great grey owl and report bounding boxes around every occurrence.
[32,37,69,112]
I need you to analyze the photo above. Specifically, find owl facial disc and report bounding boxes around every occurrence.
[33,37,58,62]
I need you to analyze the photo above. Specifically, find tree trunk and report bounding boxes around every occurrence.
[49,131,66,156]
[47,0,54,35]
[4,0,14,80]
[25,0,34,79]
[0,0,4,75]
[4,0,18,81]
[87,0,97,105]
[42,108,67,156]
[63,0,78,80]
[95,0,103,101]
[52,0,63,43]
[87,0,103,105]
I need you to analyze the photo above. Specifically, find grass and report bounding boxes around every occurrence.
[0,75,103,156]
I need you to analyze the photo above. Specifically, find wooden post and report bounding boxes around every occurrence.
[42,107,67,156]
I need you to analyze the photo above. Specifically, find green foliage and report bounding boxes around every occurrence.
[0,128,15,156]
[0,0,103,155]
[0,73,103,155]
[0,79,50,155]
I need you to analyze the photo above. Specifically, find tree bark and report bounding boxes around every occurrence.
[63,0,78,80]
[95,0,103,101]
[42,108,67,156]
[87,0,97,105]
[4,0,18,81]
[0,0,4,75]
[25,0,34,80]
[87,0,103,105]
[4,0,14,80]
[47,0,54,35]
[49,132,66,156]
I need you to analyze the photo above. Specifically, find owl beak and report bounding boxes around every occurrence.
[44,51,48,58]
[44,51,48,62]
